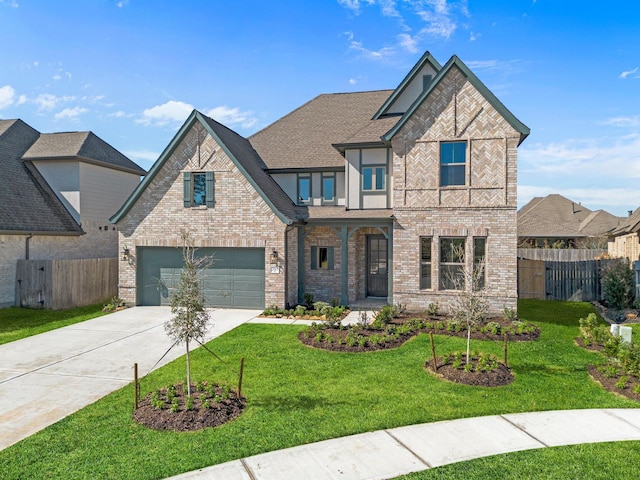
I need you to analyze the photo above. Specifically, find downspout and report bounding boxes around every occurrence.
[25,233,33,260]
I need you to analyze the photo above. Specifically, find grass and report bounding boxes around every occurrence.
[0,303,107,345]
[0,300,638,479]
[395,441,640,479]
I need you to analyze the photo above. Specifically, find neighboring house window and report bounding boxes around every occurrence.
[363,166,385,191]
[298,175,311,204]
[420,237,432,289]
[322,174,335,203]
[310,246,334,270]
[473,237,486,290]
[440,142,466,187]
[440,237,465,290]
[183,171,214,208]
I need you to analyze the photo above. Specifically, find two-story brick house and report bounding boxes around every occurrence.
[111,52,529,314]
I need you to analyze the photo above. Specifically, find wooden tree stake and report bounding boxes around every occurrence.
[430,332,437,372]
[134,363,139,410]
[238,357,245,397]
[503,334,508,368]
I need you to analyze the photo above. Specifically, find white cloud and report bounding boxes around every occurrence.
[469,31,480,41]
[54,107,88,120]
[0,85,15,109]
[204,106,257,129]
[124,149,159,164]
[349,78,358,85]
[602,115,640,128]
[619,67,639,79]
[109,110,129,118]
[340,0,469,60]
[0,0,19,7]
[398,33,418,53]
[116,0,129,7]
[137,100,193,127]
[519,133,640,179]
[16,94,27,105]
[33,93,75,111]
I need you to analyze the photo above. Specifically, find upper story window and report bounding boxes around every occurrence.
[440,141,466,187]
[363,166,385,191]
[322,174,335,203]
[183,171,213,208]
[298,175,311,204]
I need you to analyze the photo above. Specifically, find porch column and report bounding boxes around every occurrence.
[341,225,349,306]
[297,225,305,304]
[387,224,393,304]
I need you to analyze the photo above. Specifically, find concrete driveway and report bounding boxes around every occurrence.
[0,306,260,451]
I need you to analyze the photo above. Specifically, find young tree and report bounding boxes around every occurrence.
[447,244,488,364]
[165,230,212,396]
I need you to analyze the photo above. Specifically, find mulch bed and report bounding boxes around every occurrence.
[299,314,539,353]
[425,356,514,387]
[133,383,245,432]
[587,365,640,402]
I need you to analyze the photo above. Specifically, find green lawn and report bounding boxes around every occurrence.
[0,304,107,345]
[0,300,637,479]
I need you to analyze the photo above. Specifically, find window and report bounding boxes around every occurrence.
[473,237,486,290]
[439,238,465,290]
[298,175,311,204]
[183,171,213,208]
[310,246,334,270]
[420,237,432,289]
[322,174,335,203]
[363,166,385,191]
[440,142,466,187]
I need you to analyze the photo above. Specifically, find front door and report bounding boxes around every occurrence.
[367,235,388,297]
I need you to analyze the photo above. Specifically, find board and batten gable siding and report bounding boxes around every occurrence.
[389,64,520,314]
[271,171,346,206]
[116,123,288,307]
[384,62,439,115]
[345,147,392,210]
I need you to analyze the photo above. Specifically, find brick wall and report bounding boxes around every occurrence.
[116,123,288,307]
[389,63,520,315]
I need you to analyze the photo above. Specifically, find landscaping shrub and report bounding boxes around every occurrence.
[601,258,634,309]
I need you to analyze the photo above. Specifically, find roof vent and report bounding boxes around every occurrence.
[422,74,433,91]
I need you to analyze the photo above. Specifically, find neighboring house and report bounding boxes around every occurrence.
[518,194,621,249]
[608,207,640,261]
[0,119,146,307]
[111,52,529,314]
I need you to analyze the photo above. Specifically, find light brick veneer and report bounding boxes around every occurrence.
[390,64,521,315]
[115,124,288,306]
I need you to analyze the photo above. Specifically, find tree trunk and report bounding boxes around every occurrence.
[466,325,471,364]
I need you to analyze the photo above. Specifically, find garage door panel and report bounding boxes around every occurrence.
[138,247,264,308]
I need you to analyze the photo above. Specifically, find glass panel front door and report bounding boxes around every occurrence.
[367,235,388,297]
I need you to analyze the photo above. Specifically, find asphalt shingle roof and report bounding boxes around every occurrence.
[23,131,146,175]
[0,120,84,234]
[249,90,394,170]
[518,194,621,238]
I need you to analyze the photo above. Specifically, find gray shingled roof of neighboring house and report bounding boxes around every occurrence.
[23,131,146,175]
[249,90,394,170]
[518,194,621,238]
[611,207,640,236]
[0,120,84,234]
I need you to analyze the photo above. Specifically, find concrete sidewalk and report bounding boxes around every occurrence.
[0,306,261,451]
[167,408,640,480]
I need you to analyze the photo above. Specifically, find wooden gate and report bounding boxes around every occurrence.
[517,259,545,299]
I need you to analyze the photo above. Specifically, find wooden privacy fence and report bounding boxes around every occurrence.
[517,248,607,261]
[16,257,118,310]
[518,258,611,301]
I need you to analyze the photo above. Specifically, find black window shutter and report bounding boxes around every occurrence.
[183,172,191,207]
[328,247,334,270]
[205,171,214,208]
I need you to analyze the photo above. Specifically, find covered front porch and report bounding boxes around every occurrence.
[295,212,394,307]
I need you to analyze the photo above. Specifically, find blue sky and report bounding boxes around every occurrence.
[1,0,639,216]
